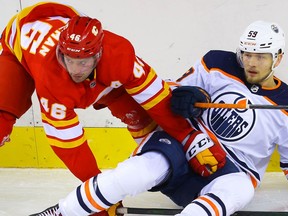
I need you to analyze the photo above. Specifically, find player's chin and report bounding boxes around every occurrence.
[245,75,260,84]
[72,76,86,83]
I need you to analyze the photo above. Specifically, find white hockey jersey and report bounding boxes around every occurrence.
[176,50,288,187]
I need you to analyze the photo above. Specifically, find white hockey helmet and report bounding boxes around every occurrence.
[238,20,285,62]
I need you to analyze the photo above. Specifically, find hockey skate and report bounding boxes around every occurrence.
[29,202,122,216]
[29,204,61,216]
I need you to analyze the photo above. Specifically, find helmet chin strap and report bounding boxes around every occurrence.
[261,58,278,83]
[261,69,274,82]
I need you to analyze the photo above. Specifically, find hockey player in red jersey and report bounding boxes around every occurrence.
[0,0,225,183]
[30,20,288,216]
[0,2,227,216]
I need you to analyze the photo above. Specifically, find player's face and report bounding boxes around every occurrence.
[242,52,273,86]
[63,55,96,83]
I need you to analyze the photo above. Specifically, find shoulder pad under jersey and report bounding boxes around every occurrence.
[202,50,243,78]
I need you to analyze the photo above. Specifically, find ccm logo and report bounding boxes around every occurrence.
[187,136,213,158]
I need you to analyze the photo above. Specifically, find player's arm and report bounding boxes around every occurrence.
[40,103,101,182]
[170,85,227,176]
[97,87,158,141]
[0,28,35,147]
[124,57,226,176]
[167,56,228,176]
[0,58,34,147]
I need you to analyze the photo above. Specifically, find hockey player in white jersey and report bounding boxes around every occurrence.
[30,21,288,216]
[171,20,288,215]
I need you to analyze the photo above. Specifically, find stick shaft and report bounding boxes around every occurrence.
[194,102,288,110]
[117,207,287,216]
[117,207,181,215]
[195,102,247,109]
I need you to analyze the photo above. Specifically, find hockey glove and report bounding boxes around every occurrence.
[171,86,211,118]
[184,131,226,177]
[0,111,16,147]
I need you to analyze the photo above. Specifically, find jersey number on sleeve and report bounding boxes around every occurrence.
[133,57,146,78]
[40,97,67,119]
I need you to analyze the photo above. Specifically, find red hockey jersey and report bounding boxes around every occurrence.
[1,2,193,180]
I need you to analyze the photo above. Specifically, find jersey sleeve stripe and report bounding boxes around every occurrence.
[211,68,244,84]
[126,68,157,95]
[128,120,158,139]
[130,75,161,103]
[41,113,79,127]
[263,96,288,115]
[46,134,86,148]
[130,77,170,110]
[43,122,83,139]
[140,80,170,110]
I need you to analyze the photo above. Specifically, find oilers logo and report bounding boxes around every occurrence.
[206,92,255,142]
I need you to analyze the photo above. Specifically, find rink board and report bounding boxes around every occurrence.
[0,127,282,171]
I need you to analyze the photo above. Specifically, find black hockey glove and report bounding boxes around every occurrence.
[171,86,211,118]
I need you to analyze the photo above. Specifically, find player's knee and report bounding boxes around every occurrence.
[200,172,254,215]
[223,172,254,212]
[232,173,254,210]
[98,152,170,200]
[117,152,170,195]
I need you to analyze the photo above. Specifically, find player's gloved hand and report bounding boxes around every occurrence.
[171,86,211,118]
[184,131,226,177]
[0,111,16,147]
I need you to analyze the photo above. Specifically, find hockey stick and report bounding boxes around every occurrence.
[117,207,287,216]
[194,102,288,110]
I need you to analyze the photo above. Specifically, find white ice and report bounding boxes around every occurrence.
[0,168,287,216]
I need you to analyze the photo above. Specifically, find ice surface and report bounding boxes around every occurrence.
[0,169,287,215]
